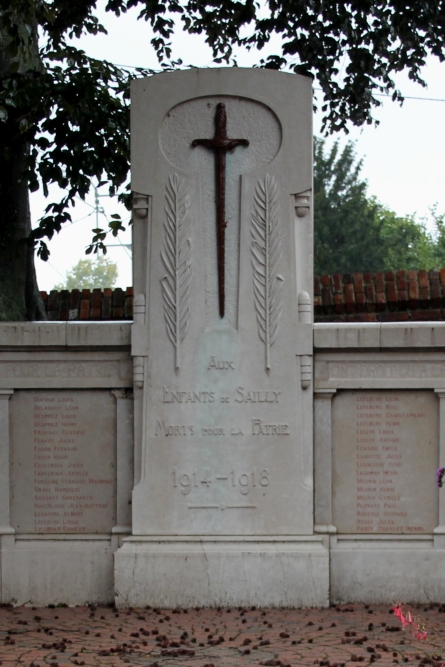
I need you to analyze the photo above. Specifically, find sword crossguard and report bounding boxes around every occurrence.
[192,103,250,152]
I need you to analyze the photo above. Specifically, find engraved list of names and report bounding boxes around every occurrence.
[11,390,116,534]
[333,390,438,534]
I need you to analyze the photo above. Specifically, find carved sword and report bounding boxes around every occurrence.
[192,103,249,318]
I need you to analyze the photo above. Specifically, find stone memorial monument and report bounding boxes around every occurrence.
[115,68,329,607]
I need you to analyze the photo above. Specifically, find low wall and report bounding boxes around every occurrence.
[0,320,444,605]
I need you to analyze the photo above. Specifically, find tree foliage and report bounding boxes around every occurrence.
[314,138,444,275]
[2,1,445,318]
[54,257,119,291]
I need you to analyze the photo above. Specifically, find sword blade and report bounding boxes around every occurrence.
[215,149,226,318]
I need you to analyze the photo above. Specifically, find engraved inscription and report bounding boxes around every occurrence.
[11,390,116,534]
[155,419,195,436]
[251,174,284,371]
[1,362,120,379]
[329,361,445,380]
[162,387,216,403]
[235,387,281,403]
[161,174,192,374]
[172,468,270,495]
[207,356,235,370]
[251,419,289,435]
[333,390,438,534]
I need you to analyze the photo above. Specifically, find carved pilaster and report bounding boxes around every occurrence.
[314,389,337,534]
[0,391,14,535]
[132,293,146,389]
[111,390,134,545]
[434,389,445,547]
[298,291,312,390]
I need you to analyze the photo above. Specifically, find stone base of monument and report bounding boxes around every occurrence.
[1,537,115,606]
[114,537,329,608]
[331,542,445,604]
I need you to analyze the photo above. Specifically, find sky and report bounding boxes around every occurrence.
[30,3,445,292]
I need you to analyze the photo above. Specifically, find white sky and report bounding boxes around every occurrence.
[30,4,445,291]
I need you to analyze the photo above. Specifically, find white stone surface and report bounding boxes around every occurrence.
[121,67,323,606]
[0,351,132,389]
[131,68,314,539]
[0,391,13,532]
[2,538,114,606]
[115,537,329,608]
[10,390,117,534]
[0,322,131,347]
[314,322,445,349]
[332,390,438,535]
[331,541,445,604]
[315,352,445,389]
[66,322,131,347]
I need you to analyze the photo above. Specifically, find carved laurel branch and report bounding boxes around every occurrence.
[161,174,192,374]
[251,174,284,371]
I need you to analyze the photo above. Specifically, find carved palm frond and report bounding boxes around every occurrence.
[161,174,192,373]
[251,174,284,371]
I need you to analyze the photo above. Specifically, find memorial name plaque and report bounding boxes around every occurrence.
[333,390,438,534]
[11,390,116,533]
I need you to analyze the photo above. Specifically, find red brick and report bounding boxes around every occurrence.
[112,287,124,307]
[81,288,91,299]
[103,287,112,298]
[384,271,394,281]
[376,291,386,311]
[386,281,397,308]
[321,274,331,286]
[363,272,373,284]
[378,311,409,322]
[353,273,364,293]
[411,309,441,321]
[418,269,429,288]
[332,273,342,294]
[375,271,385,294]
[430,281,441,308]
[322,286,333,309]
[407,269,417,282]
[125,296,133,319]
[102,296,111,319]
[90,307,101,319]
[126,286,134,297]
[314,275,321,294]
[333,293,345,314]
[48,290,59,312]
[59,295,70,321]
[396,270,407,291]
[408,279,419,309]
[112,306,124,319]
[347,313,377,322]
[91,288,102,309]
[419,286,430,308]
[398,290,408,310]
[79,300,90,320]
[70,289,80,309]
[355,292,366,313]
[344,284,354,314]
[365,285,376,312]
[440,268,445,285]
